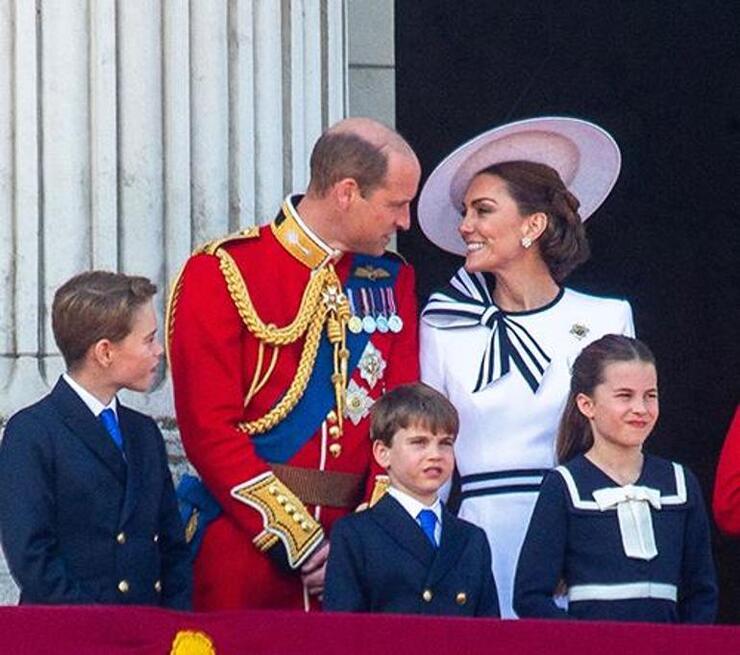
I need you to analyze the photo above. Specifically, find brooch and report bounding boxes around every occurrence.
[569,323,589,340]
[358,342,386,389]
[344,380,374,426]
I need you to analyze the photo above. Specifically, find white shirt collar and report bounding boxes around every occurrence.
[388,486,442,523]
[63,373,118,418]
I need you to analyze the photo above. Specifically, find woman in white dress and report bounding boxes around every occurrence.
[419,117,634,618]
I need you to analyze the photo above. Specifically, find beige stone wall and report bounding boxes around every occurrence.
[0,0,396,606]
[348,0,396,126]
[0,0,352,605]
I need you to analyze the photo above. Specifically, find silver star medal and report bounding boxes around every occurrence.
[344,379,374,426]
[322,285,346,313]
[358,342,386,389]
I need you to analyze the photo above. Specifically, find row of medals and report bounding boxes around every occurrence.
[346,288,403,334]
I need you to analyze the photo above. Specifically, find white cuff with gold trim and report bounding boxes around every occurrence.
[231,471,324,569]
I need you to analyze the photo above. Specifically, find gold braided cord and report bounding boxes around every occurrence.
[326,287,351,436]
[238,309,324,434]
[164,263,187,367]
[244,341,267,408]
[215,248,350,437]
[252,345,280,400]
[216,249,328,345]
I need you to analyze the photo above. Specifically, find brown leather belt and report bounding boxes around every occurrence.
[270,463,364,509]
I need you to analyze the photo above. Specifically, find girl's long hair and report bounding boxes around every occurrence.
[556,334,656,463]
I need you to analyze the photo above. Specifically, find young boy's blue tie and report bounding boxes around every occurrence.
[99,408,124,451]
[417,509,437,548]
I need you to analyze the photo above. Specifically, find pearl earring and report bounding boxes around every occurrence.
[521,236,533,249]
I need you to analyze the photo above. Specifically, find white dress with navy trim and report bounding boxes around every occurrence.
[514,454,717,623]
[420,267,635,618]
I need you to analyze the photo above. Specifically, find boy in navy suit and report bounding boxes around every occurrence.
[324,383,499,616]
[0,271,191,607]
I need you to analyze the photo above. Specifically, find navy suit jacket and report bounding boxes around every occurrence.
[324,494,499,617]
[0,377,191,608]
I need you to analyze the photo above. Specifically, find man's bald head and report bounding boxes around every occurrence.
[307,117,416,197]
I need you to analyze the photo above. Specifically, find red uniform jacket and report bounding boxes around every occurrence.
[168,215,419,610]
[713,405,740,535]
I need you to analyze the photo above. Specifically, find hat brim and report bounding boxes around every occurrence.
[418,117,621,256]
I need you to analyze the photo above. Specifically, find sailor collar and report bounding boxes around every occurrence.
[556,458,687,561]
[271,195,342,269]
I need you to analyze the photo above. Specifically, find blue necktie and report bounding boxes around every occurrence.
[417,509,438,548]
[99,408,124,452]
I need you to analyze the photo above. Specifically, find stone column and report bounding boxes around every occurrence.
[0,0,348,605]
[1,0,347,420]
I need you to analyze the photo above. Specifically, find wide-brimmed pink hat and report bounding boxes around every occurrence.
[418,116,621,256]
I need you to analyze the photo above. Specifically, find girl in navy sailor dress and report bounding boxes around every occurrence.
[514,335,717,623]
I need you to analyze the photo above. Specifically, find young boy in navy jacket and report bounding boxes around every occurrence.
[324,382,499,616]
[0,271,191,607]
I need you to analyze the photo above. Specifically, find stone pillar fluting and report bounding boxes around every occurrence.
[0,0,347,604]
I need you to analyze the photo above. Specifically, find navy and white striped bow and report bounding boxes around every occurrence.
[422,268,552,393]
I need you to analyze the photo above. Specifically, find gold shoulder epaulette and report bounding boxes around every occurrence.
[194,226,260,256]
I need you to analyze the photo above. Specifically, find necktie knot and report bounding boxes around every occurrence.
[99,408,124,451]
[417,509,438,548]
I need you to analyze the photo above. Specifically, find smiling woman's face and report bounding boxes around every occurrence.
[458,173,533,275]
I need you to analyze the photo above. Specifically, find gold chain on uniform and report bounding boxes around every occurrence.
[215,249,351,437]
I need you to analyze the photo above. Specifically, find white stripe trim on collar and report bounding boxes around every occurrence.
[555,462,687,510]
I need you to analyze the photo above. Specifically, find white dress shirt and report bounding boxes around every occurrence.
[63,373,118,419]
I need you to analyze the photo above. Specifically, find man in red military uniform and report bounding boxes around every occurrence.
[167,118,422,610]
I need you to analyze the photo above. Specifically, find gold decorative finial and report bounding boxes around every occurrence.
[170,630,216,655]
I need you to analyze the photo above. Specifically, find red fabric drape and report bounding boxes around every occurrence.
[1,606,738,655]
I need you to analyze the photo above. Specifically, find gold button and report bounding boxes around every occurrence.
[329,443,342,458]
[116,532,126,545]
[153,533,159,543]
[117,580,130,594]
[284,503,295,514]
[328,426,341,438]
[456,592,467,605]
[154,580,162,593]
[422,589,433,602]
[326,410,338,423]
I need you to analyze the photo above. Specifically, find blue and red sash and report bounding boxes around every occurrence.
[251,253,401,462]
